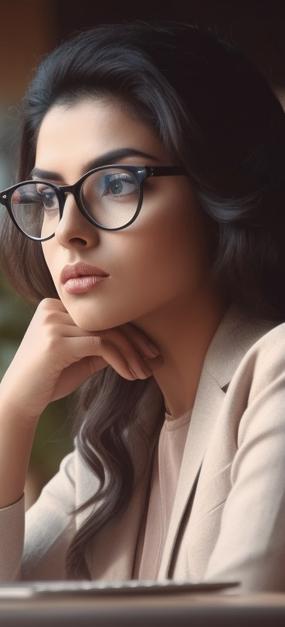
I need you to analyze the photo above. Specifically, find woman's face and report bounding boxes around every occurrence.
[36,97,213,331]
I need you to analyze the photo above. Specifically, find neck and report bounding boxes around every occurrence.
[132,283,229,419]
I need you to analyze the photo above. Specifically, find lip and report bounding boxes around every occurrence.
[60,262,109,285]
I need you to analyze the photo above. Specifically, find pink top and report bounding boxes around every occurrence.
[133,408,192,579]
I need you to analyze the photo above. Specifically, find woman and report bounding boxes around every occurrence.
[0,20,285,591]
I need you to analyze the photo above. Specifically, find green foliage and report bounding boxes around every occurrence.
[0,274,73,488]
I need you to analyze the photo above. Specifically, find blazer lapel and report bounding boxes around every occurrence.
[158,303,275,579]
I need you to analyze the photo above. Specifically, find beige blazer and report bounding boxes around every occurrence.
[1,302,285,592]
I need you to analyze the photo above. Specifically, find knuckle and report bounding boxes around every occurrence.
[90,335,103,351]
[96,328,107,337]
[44,331,58,352]
[42,310,58,325]
[38,298,54,311]
[37,301,62,326]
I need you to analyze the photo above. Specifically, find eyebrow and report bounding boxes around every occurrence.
[30,147,161,180]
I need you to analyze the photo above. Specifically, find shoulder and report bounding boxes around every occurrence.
[237,320,285,398]
[228,320,285,448]
[249,318,285,352]
[223,315,285,391]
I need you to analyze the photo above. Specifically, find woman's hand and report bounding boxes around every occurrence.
[0,298,162,423]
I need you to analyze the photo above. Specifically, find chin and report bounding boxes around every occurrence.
[70,311,114,332]
[66,303,129,332]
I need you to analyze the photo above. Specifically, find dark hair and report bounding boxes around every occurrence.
[1,20,285,578]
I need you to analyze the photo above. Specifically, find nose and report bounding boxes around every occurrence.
[54,192,100,248]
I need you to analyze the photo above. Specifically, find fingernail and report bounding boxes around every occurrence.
[128,367,138,379]
[142,343,160,358]
[145,354,164,367]
[142,364,152,377]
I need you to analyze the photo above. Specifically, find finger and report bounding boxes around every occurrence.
[53,355,108,399]
[119,323,161,360]
[84,327,154,379]
[38,297,68,312]
[115,323,163,373]
[54,326,155,378]
[62,335,144,380]
[63,328,161,377]
[38,312,82,330]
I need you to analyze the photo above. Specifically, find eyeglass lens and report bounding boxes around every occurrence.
[10,168,141,239]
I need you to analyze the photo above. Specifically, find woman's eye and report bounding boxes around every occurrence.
[38,188,57,210]
[102,174,137,197]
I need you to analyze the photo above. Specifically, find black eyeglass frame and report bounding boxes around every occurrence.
[0,164,187,241]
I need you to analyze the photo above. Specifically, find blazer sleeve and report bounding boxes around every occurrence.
[0,448,76,581]
[203,326,285,592]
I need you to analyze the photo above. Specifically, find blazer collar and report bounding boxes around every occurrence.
[204,302,275,390]
[158,302,276,578]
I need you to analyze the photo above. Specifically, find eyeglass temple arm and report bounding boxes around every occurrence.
[146,166,187,177]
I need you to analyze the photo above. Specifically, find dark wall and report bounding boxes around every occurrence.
[54,0,285,87]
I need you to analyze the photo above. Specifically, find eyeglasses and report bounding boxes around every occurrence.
[0,164,187,241]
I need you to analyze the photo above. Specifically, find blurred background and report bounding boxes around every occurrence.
[0,0,285,507]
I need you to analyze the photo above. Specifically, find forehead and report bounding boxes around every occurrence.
[35,97,169,179]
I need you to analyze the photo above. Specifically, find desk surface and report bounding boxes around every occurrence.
[1,593,285,627]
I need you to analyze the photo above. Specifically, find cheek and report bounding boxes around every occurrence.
[114,190,210,304]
